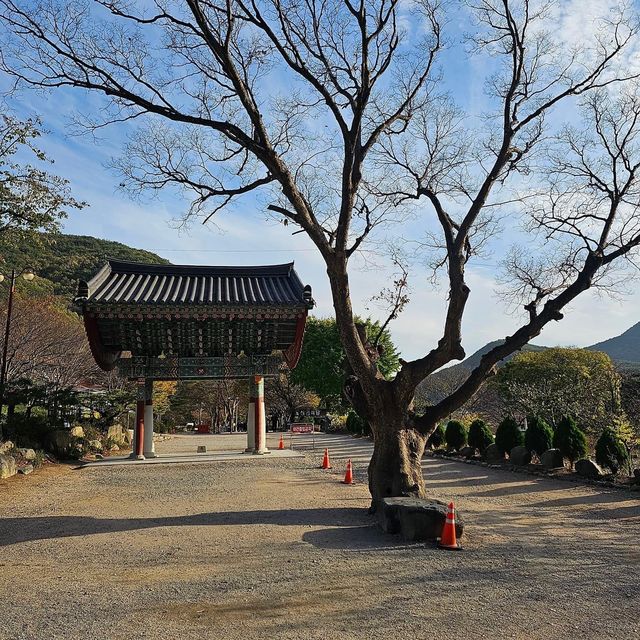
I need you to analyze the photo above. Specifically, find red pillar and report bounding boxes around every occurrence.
[134,378,145,460]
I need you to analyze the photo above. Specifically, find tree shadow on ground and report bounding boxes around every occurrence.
[0,507,378,548]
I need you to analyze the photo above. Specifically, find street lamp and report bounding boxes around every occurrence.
[0,266,36,440]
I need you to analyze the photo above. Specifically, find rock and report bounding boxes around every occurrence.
[0,440,15,454]
[18,464,34,475]
[510,445,531,466]
[89,439,103,451]
[483,443,505,463]
[70,426,84,438]
[126,429,134,444]
[48,430,73,456]
[459,446,475,459]
[107,424,126,444]
[0,454,17,479]
[575,458,603,479]
[95,453,104,460]
[110,444,120,452]
[540,448,564,469]
[378,497,464,542]
[17,448,36,461]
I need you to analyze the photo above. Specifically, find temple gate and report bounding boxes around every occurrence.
[75,260,314,458]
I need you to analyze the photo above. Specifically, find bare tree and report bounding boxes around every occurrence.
[267,372,320,424]
[3,1,640,508]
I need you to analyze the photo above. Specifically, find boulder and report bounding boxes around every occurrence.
[17,448,36,461]
[483,443,505,463]
[540,448,564,469]
[575,458,603,479]
[126,429,134,444]
[510,445,531,466]
[18,464,34,475]
[378,497,464,542]
[0,440,15,454]
[459,446,475,459]
[70,426,85,438]
[89,439,103,451]
[0,454,17,479]
[110,444,120,452]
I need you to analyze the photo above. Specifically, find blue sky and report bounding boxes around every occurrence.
[3,0,640,360]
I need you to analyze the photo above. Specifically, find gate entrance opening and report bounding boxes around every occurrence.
[76,260,314,458]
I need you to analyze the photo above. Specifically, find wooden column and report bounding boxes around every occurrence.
[253,375,269,455]
[143,379,156,458]
[133,378,145,460]
[245,377,255,452]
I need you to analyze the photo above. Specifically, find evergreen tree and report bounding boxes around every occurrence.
[495,417,524,455]
[468,419,494,452]
[445,420,467,451]
[524,416,554,455]
[553,416,588,466]
[595,427,629,475]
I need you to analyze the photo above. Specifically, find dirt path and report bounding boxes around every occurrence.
[0,433,638,640]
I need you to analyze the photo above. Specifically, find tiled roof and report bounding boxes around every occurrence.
[77,260,313,307]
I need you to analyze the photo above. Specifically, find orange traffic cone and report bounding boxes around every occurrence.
[320,448,332,469]
[278,433,285,450]
[438,501,462,551]
[342,459,354,484]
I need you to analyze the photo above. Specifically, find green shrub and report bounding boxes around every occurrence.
[346,410,367,435]
[8,414,52,449]
[468,419,494,452]
[495,417,524,455]
[427,423,446,449]
[33,450,47,468]
[524,416,554,455]
[553,416,588,465]
[445,420,467,451]
[595,427,628,475]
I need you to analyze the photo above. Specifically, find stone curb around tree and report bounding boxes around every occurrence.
[425,451,640,492]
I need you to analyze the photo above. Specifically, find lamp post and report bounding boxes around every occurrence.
[0,267,36,440]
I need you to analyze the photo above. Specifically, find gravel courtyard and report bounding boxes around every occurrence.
[0,432,638,640]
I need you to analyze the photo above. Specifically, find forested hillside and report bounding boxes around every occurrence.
[0,232,169,298]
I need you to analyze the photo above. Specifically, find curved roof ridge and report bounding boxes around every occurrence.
[106,259,295,276]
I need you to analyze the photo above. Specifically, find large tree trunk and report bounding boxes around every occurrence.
[367,412,428,512]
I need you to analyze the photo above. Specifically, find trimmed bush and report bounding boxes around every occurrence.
[553,416,588,465]
[524,416,554,456]
[445,420,467,451]
[468,419,494,453]
[427,423,445,449]
[346,410,367,436]
[495,417,524,455]
[595,427,628,475]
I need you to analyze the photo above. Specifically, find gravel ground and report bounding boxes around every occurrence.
[0,432,638,640]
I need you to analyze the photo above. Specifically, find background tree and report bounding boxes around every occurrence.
[291,317,400,410]
[266,372,320,428]
[4,1,640,507]
[0,112,84,238]
[495,349,621,433]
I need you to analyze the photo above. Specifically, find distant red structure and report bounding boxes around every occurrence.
[196,423,211,434]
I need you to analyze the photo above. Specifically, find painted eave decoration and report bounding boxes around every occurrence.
[75,259,314,374]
